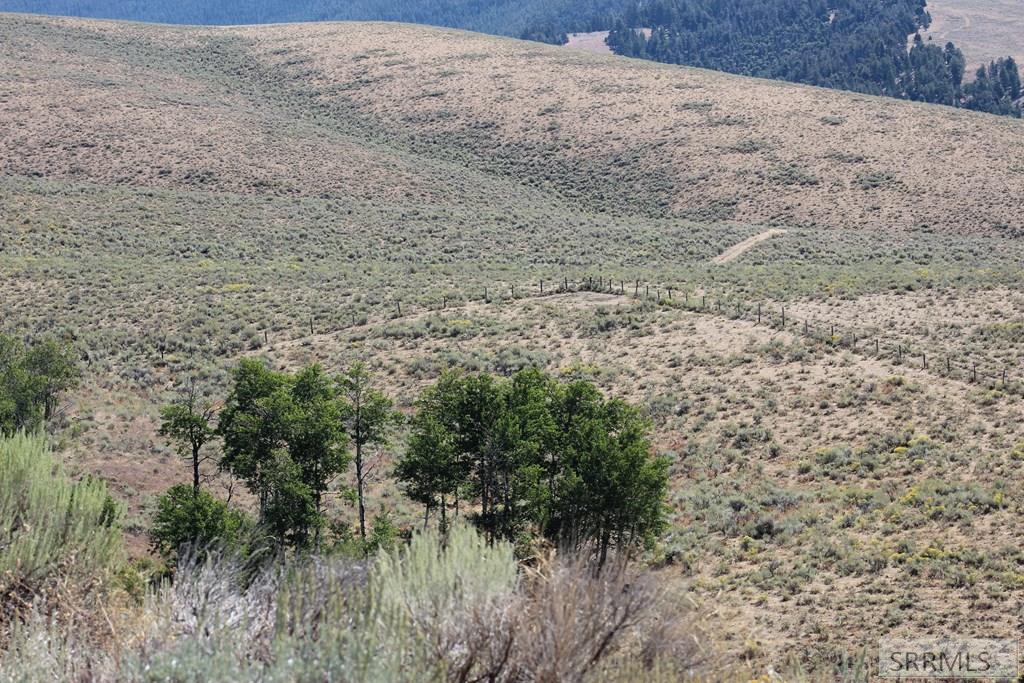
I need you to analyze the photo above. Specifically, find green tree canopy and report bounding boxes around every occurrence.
[0,334,79,436]
[149,483,251,563]
[338,362,402,546]
[217,359,349,548]
[159,380,216,495]
[394,369,668,563]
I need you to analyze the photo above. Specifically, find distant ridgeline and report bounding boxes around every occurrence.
[0,0,624,36]
[3,0,1020,116]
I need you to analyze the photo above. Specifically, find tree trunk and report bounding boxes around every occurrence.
[598,529,611,569]
[314,488,323,550]
[356,441,367,545]
[191,442,201,495]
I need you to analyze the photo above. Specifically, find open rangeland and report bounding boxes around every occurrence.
[3,11,1024,674]
[921,0,1024,68]
[564,31,613,55]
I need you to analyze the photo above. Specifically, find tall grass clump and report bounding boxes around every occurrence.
[0,432,124,639]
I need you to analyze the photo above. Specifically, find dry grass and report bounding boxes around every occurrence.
[4,12,1024,675]
[922,0,1024,68]
[3,14,1024,235]
[564,31,613,55]
[43,289,1024,668]
[234,20,1024,235]
[265,293,1024,667]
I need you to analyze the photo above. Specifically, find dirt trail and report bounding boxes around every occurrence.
[711,229,787,264]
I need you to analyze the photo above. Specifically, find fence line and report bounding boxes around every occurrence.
[251,274,1022,395]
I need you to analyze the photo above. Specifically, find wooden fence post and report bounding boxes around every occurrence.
[396,301,401,317]
[972,363,977,382]
[540,280,544,294]
[922,353,927,370]
[781,307,785,328]
[310,317,314,335]
[757,303,761,323]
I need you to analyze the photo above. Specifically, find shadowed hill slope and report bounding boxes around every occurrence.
[3,14,1024,236]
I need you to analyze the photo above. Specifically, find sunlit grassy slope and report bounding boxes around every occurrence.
[4,13,1024,669]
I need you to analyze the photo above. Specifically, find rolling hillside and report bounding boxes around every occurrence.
[6,0,1022,118]
[5,13,1024,670]
[5,14,1024,234]
[0,0,623,35]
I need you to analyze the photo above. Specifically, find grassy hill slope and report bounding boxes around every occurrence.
[5,14,1024,669]
[5,13,1024,372]
[0,0,624,35]
[5,15,1024,233]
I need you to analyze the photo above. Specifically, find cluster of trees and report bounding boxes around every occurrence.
[605,0,1021,117]
[0,334,79,436]
[154,360,400,554]
[153,361,668,565]
[963,58,1022,116]
[396,369,668,563]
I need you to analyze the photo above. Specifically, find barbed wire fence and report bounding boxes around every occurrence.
[264,273,1022,395]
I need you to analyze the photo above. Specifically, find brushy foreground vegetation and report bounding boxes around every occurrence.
[0,432,704,682]
[0,433,123,638]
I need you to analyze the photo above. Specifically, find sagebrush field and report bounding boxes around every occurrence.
[3,11,1024,675]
